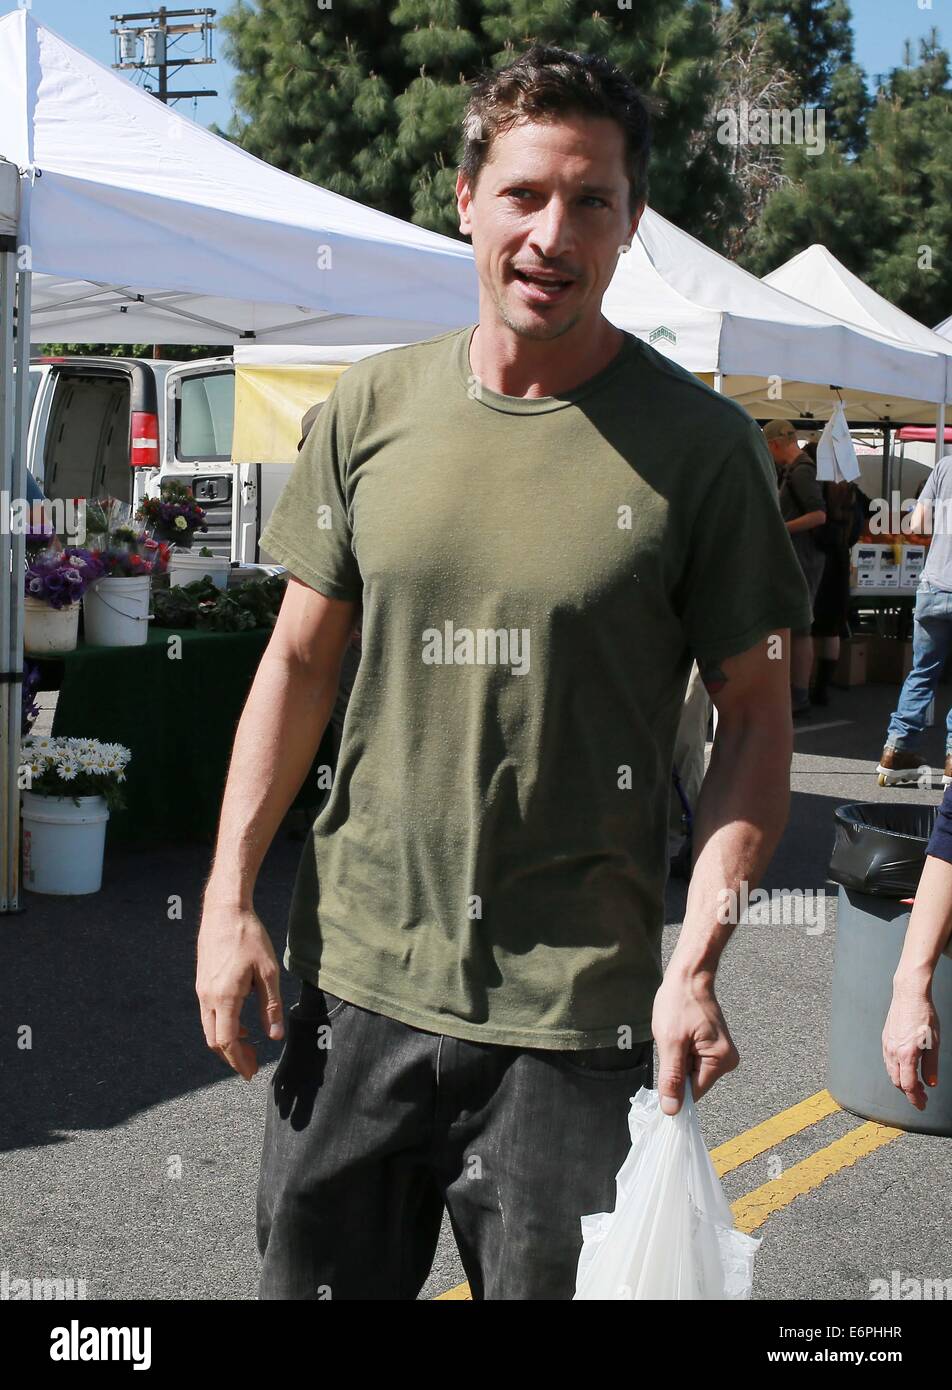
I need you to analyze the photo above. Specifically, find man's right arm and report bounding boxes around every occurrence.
[196,576,359,1080]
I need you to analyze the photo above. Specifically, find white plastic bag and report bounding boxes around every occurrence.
[574,1079,761,1299]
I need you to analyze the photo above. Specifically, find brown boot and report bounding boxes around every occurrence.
[876,746,930,787]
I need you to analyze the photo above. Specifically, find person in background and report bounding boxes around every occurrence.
[298,403,361,770]
[764,420,827,717]
[877,451,952,787]
[802,440,863,707]
[882,780,952,1109]
[668,661,710,880]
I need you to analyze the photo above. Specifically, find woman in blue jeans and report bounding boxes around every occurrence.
[882,783,952,1107]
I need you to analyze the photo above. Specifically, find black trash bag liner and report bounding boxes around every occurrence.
[828,802,942,899]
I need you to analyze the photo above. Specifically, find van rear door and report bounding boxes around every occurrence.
[163,362,248,559]
[41,366,130,504]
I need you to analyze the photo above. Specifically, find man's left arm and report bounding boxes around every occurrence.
[786,462,826,534]
[652,630,793,1114]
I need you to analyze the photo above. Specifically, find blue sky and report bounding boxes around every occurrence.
[0,0,947,132]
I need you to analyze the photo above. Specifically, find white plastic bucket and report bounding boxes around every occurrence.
[169,551,230,590]
[21,791,109,894]
[23,596,79,654]
[83,575,153,646]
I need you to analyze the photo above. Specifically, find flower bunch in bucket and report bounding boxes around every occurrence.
[82,499,170,647]
[24,546,102,608]
[137,479,208,549]
[20,735,131,812]
[20,735,133,894]
[23,544,104,655]
[84,498,171,577]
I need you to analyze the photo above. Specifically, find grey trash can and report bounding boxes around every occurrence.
[827,802,952,1137]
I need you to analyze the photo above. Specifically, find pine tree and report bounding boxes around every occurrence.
[219,0,737,241]
[741,32,952,324]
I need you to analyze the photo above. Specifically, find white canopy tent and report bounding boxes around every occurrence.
[936,314,952,342]
[0,10,477,346]
[604,208,948,425]
[764,243,951,460]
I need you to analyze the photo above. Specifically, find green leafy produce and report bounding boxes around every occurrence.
[152,574,288,632]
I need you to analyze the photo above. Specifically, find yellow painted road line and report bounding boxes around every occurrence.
[434,1281,471,1300]
[710,1090,841,1178]
[731,1120,904,1234]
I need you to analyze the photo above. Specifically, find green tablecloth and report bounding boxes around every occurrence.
[35,626,331,846]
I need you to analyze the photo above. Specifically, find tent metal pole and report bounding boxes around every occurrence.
[936,403,947,466]
[2,170,32,913]
[881,425,891,503]
[9,260,31,905]
[0,236,16,912]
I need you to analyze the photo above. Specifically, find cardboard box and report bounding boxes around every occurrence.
[832,638,867,688]
[853,543,881,573]
[865,634,913,684]
[901,546,926,588]
[852,543,901,588]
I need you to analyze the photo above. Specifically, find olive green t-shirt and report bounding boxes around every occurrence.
[260,324,812,1048]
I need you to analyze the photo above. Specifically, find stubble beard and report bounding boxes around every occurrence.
[493,281,586,342]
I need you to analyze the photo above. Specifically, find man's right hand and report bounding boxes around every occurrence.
[196,902,285,1081]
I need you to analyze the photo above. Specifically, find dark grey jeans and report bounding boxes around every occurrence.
[256,980,653,1300]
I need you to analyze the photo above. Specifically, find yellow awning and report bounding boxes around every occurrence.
[232,363,348,465]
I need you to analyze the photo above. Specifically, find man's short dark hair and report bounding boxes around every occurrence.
[460,44,652,217]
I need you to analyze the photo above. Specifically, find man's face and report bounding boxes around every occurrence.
[456,114,643,342]
[768,433,800,465]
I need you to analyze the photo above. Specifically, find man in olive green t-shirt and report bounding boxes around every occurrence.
[197,45,811,1300]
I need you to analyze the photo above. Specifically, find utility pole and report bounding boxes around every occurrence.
[111,8,217,106]
[111,8,218,359]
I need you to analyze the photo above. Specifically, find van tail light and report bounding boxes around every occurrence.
[131,411,159,467]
